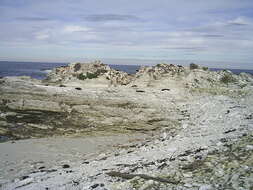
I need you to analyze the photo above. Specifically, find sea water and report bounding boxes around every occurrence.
[0,61,252,80]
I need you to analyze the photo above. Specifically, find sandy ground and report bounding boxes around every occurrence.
[0,134,147,185]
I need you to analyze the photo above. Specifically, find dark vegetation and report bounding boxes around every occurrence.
[190,63,199,70]
[77,72,98,80]
[74,63,81,72]
[220,74,237,84]
[202,67,209,71]
[77,69,107,80]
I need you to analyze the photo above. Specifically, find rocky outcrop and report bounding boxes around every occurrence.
[0,61,252,141]
[130,63,253,91]
[45,61,253,89]
[46,60,133,86]
[0,76,181,140]
[135,64,185,80]
[0,61,253,190]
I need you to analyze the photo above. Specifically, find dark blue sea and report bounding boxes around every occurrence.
[0,61,252,80]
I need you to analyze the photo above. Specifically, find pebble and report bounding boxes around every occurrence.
[199,184,213,190]
[245,145,253,150]
[184,183,193,187]
[90,183,105,189]
[183,172,193,178]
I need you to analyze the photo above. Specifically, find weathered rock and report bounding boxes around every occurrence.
[0,62,252,140]
[0,62,252,190]
[45,60,133,86]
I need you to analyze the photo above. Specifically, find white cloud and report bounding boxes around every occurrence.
[1,0,253,66]
[228,17,250,26]
[63,25,91,33]
[35,31,50,40]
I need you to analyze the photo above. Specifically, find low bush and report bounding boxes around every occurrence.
[86,72,99,79]
[77,72,100,80]
[190,63,199,70]
[220,74,237,84]
[202,67,209,71]
[77,73,87,80]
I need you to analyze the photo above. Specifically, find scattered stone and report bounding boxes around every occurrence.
[220,138,228,143]
[72,180,79,186]
[75,87,82,90]
[20,176,29,181]
[199,184,213,190]
[245,114,253,119]
[136,90,145,93]
[90,183,99,189]
[62,164,70,169]
[224,129,236,134]
[106,171,180,184]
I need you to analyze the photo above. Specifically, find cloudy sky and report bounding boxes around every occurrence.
[0,0,253,68]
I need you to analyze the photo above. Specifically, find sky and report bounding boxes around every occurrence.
[0,0,253,68]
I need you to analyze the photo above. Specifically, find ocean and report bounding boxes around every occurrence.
[0,61,252,80]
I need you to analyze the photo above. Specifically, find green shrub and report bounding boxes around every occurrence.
[86,72,99,79]
[77,72,100,80]
[220,74,237,84]
[202,67,209,71]
[77,73,87,80]
[190,63,199,70]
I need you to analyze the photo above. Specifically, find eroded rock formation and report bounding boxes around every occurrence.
[0,61,252,141]
[0,61,253,190]
[46,60,133,86]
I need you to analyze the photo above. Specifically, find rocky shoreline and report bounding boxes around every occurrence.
[0,61,252,189]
